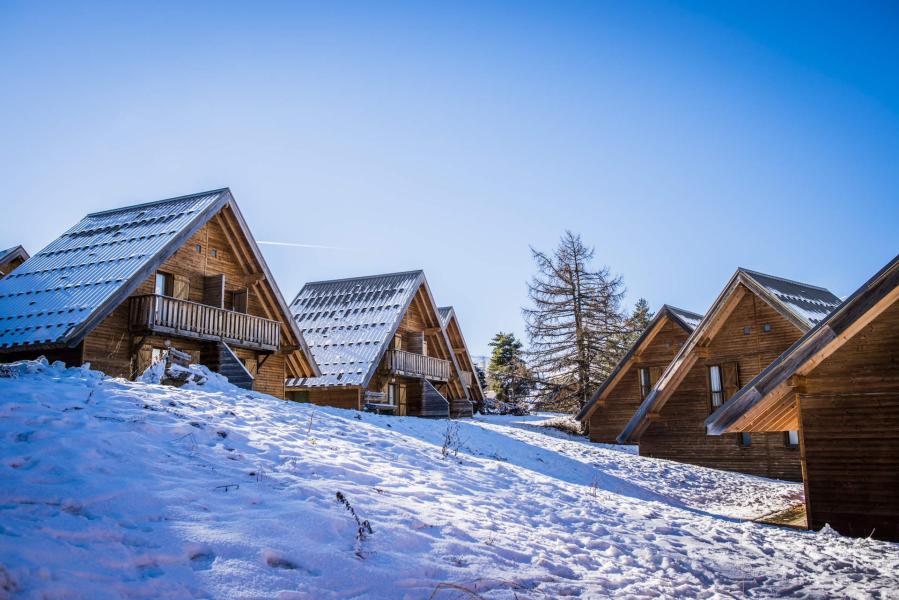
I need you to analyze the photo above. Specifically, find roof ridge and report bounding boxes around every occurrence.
[738,267,833,294]
[661,304,702,319]
[86,188,230,218]
[303,270,424,287]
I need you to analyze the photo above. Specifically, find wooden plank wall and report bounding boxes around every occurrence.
[289,388,360,410]
[799,299,899,541]
[588,317,689,443]
[640,287,803,481]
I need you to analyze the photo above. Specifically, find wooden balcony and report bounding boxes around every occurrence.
[460,370,473,388]
[129,294,280,352]
[385,349,451,382]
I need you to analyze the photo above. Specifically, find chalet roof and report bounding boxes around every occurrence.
[739,268,841,327]
[706,255,899,435]
[575,304,702,422]
[438,306,453,325]
[0,245,29,266]
[617,268,841,443]
[437,305,486,401]
[0,189,318,377]
[285,270,427,388]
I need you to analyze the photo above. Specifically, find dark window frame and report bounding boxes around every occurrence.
[708,364,724,410]
[738,432,752,447]
[638,367,652,400]
[155,271,174,297]
[784,430,800,449]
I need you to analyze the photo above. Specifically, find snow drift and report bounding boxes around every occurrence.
[0,359,897,598]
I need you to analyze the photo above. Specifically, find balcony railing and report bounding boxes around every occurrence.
[461,370,473,388]
[129,294,280,352]
[385,349,451,382]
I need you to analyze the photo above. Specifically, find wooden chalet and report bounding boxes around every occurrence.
[618,268,842,481]
[576,305,702,444]
[0,245,29,278]
[439,306,485,413]
[0,189,318,398]
[707,255,899,541]
[285,271,471,418]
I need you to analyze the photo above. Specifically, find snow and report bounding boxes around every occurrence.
[1,360,897,599]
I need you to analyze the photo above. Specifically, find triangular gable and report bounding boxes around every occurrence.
[707,255,899,435]
[618,268,841,443]
[575,305,701,422]
[0,189,318,378]
[438,305,485,402]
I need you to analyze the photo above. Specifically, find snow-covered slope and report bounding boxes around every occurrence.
[1,360,897,599]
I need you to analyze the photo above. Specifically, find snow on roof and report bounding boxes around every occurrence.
[438,306,453,326]
[740,268,842,327]
[286,271,425,388]
[0,190,227,349]
[665,305,703,332]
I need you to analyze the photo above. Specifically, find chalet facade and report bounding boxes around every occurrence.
[285,271,473,418]
[0,189,318,398]
[618,269,842,481]
[707,256,899,541]
[0,245,29,278]
[439,306,485,413]
[576,305,702,444]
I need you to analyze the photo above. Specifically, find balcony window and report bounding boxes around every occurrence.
[155,272,174,296]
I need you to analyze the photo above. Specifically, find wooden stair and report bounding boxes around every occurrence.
[201,342,254,390]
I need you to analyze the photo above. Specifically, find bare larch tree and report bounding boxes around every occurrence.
[523,231,626,411]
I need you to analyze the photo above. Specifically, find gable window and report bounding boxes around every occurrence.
[708,365,724,408]
[738,432,752,447]
[638,368,652,400]
[785,430,799,448]
[155,272,174,296]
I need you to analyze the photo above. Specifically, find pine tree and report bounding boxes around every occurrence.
[487,332,531,405]
[626,298,654,343]
[608,298,655,364]
[523,231,626,411]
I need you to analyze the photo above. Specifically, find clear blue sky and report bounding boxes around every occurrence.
[1,1,897,357]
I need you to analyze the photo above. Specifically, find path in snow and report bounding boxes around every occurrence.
[1,360,897,599]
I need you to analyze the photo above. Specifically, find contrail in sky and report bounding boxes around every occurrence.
[256,240,352,250]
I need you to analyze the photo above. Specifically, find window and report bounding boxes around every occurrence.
[638,368,652,399]
[195,244,202,253]
[155,272,174,296]
[708,365,724,408]
[738,432,752,447]
[743,326,751,335]
[763,323,772,333]
[210,248,218,258]
[785,430,799,448]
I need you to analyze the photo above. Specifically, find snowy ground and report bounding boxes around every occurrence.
[1,360,898,599]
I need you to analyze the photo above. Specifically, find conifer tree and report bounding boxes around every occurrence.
[487,332,531,404]
[523,231,626,411]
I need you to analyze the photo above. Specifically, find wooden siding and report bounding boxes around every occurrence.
[640,286,804,481]
[588,317,689,443]
[289,388,361,411]
[797,299,899,540]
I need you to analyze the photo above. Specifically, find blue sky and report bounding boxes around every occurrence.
[1,1,897,357]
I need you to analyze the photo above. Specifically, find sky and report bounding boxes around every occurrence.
[1,1,897,358]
